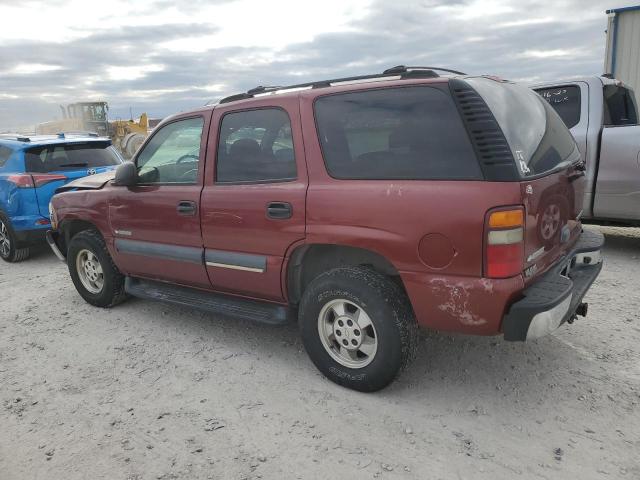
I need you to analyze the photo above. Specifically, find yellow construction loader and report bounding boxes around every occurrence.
[36,102,152,158]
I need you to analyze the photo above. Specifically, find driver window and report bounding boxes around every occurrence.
[137,117,204,184]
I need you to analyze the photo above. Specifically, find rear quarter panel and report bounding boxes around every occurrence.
[0,149,41,225]
[299,89,525,334]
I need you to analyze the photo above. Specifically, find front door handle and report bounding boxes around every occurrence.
[177,200,197,216]
[266,202,292,219]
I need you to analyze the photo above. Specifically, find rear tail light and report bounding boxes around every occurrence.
[31,173,67,188]
[7,174,35,188]
[6,173,66,188]
[485,207,524,278]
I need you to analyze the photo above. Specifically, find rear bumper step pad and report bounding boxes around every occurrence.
[502,229,605,341]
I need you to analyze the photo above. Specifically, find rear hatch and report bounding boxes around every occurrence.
[462,77,585,282]
[24,141,122,217]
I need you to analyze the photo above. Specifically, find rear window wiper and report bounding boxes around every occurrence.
[58,162,89,168]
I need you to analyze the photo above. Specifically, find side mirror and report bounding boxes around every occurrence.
[113,162,138,187]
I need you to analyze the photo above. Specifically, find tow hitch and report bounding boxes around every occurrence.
[568,302,589,324]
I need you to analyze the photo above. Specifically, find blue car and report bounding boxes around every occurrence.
[0,133,123,262]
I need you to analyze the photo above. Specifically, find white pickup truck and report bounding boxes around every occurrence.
[532,76,640,224]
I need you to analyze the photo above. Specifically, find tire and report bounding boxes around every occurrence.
[67,229,128,308]
[0,214,30,263]
[299,266,418,392]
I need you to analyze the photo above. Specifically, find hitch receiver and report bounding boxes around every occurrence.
[576,302,588,317]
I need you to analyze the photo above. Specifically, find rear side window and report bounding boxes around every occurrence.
[536,85,581,129]
[24,142,122,173]
[216,108,297,183]
[0,145,12,167]
[314,86,482,180]
[466,77,580,178]
[603,85,638,126]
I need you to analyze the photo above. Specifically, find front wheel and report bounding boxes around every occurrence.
[67,230,128,307]
[299,266,418,392]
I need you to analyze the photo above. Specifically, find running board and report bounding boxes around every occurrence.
[124,277,293,325]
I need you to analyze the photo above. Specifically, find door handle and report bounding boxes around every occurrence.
[177,200,197,216]
[266,202,292,219]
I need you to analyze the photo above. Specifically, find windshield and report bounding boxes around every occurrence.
[24,142,122,173]
[466,77,580,178]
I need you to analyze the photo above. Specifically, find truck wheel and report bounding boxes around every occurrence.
[67,230,128,308]
[299,266,418,392]
[0,214,30,263]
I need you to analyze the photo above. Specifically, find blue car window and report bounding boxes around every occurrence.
[0,145,12,167]
[24,142,121,173]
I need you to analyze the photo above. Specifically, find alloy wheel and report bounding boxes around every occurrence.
[317,299,378,369]
[76,249,104,294]
[0,220,10,258]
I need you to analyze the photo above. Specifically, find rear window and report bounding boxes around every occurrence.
[603,84,638,126]
[535,85,581,129]
[466,77,580,178]
[24,142,122,173]
[314,86,482,180]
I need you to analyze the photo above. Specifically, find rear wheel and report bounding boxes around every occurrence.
[299,266,418,392]
[67,230,128,307]
[0,214,30,263]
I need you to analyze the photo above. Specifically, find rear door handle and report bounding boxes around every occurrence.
[177,200,197,216]
[266,202,292,219]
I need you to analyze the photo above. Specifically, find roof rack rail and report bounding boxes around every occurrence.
[57,131,100,138]
[218,64,463,104]
[383,65,467,75]
[0,134,31,142]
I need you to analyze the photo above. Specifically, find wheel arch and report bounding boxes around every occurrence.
[58,218,101,255]
[285,243,405,304]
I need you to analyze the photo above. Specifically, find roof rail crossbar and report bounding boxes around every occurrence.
[0,134,31,142]
[383,65,467,76]
[218,64,462,104]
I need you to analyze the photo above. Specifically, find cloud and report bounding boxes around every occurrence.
[0,0,627,131]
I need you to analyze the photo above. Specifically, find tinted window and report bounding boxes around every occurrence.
[24,142,122,173]
[0,145,12,167]
[536,85,581,129]
[603,85,638,126]
[137,117,204,184]
[216,108,296,183]
[466,77,580,178]
[314,86,481,180]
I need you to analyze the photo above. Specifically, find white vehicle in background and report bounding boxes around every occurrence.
[531,75,640,224]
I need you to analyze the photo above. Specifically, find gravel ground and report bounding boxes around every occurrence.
[0,225,638,480]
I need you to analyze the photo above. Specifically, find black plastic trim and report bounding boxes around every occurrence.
[125,277,292,325]
[115,238,203,264]
[14,227,47,246]
[449,78,519,181]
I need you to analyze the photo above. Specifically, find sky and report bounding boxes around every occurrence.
[0,0,634,131]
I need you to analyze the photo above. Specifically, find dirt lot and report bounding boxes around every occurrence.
[0,225,638,480]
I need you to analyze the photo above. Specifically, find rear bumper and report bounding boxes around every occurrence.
[502,229,604,341]
[46,230,66,261]
[14,227,47,247]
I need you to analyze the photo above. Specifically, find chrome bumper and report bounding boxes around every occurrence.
[46,230,66,262]
[503,229,604,341]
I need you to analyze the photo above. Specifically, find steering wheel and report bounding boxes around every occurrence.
[176,154,199,164]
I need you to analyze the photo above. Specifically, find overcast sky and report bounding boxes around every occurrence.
[0,0,632,131]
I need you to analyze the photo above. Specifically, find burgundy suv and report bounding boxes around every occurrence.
[47,66,604,392]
